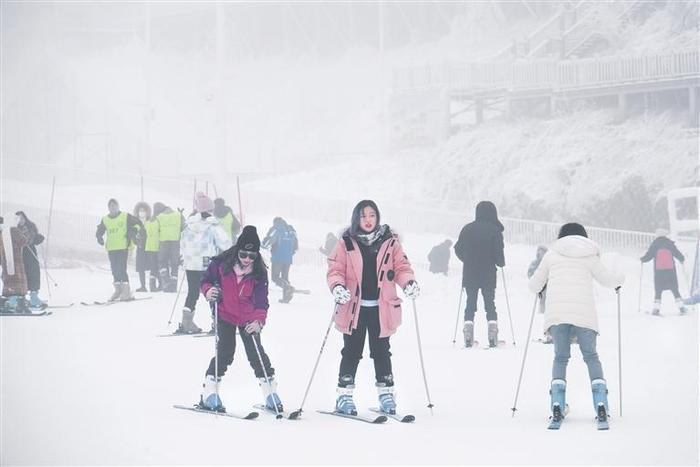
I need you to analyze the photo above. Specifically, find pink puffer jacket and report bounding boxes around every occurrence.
[327,231,415,338]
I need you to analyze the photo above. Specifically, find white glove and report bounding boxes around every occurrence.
[244,320,263,334]
[205,287,220,302]
[403,281,420,299]
[332,285,351,305]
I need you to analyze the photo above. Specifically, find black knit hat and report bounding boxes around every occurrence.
[558,222,588,239]
[236,225,260,252]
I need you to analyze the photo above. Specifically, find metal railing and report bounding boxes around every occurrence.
[394,49,700,93]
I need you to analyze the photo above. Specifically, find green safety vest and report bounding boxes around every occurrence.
[158,211,181,242]
[103,212,128,251]
[219,212,234,239]
[144,219,160,252]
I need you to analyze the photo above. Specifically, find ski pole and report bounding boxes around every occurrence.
[616,288,623,417]
[500,267,516,346]
[452,287,464,346]
[166,272,187,326]
[289,303,339,420]
[213,299,220,415]
[637,262,643,313]
[511,294,539,417]
[412,298,434,414]
[250,330,282,419]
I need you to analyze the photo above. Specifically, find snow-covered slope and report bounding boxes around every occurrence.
[2,243,697,465]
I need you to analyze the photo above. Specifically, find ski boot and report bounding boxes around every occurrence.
[651,299,661,316]
[279,281,294,304]
[3,296,25,314]
[377,382,397,415]
[178,307,202,334]
[336,375,357,415]
[199,375,225,412]
[487,320,499,347]
[676,298,688,315]
[135,283,148,293]
[463,320,474,347]
[28,291,47,310]
[548,379,566,429]
[149,276,160,292]
[119,282,134,301]
[109,282,122,302]
[592,378,609,429]
[259,377,283,412]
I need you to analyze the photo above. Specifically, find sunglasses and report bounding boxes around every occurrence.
[238,250,258,260]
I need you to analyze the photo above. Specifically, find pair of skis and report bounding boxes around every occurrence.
[0,302,74,317]
[80,297,153,307]
[464,340,507,350]
[158,331,213,338]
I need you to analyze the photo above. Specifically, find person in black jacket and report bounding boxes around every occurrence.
[454,201,505,347]
[428,239,452,275]
[641,228,687,315]
[15,211,46,309]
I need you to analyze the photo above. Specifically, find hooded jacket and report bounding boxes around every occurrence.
[454,201,505,289]
[180,213,232,271]
[528,235,624,333]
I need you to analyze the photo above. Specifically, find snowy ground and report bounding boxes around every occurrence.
[1,242,698,465]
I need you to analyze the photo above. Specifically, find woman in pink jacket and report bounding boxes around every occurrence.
[327,200,419,415]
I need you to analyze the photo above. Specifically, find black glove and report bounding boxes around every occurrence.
[615,286,621,292]
[97,237,104,246]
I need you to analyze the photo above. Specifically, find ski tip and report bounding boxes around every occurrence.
[244,412,259,420]
[288,410,302,420]
[401,415,416,422]
[373,415,388,423]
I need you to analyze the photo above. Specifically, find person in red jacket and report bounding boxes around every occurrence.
[641,228,687,315]
[197,225,284,414]
[327,200,419,416]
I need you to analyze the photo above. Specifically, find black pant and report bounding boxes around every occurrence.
[464,286,497,321]
[108,250,129,283]
[185,270,204,310]
[654,285,681,300]
[22,246,41,291]
[271,262,291,288]
[338,306,393,387]
[206,319,275,379]
[158,241,180,278]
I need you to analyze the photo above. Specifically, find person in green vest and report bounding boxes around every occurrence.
[133,202,160,292]
[95,199,142,301]
[153,201,185,293]
[213,198,241,244]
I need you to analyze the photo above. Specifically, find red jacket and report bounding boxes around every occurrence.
[327,231,415,338]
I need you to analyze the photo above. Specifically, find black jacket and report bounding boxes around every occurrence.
[428,242,451,274]
[454,201,505,289]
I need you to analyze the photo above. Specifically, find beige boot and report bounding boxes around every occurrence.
[179,307,202,334]
[109,282,122,301]
[119,282,134,301]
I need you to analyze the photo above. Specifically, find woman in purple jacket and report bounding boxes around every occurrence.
[198,225,283,413]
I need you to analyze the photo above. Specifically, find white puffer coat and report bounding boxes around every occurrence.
[180,214,232,271]
[528,235,624,334]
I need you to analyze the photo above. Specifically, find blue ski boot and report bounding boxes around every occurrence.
[592,378,609,429]
[28,291,47,309]
[548,379,566,429]
[199,375,225,412]
[377,383,397,415]
[335,385,357,416]
[259,377,283,412]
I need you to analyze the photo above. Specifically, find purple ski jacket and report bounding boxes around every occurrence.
[201,257,269,326]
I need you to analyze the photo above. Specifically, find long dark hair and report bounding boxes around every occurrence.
[218,245,268,281]
[348,199,381,237]
[15,211,37,231]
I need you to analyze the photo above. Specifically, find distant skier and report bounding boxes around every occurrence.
[198,225,284,414]
[15,211,46,309]
[428,239,452,275]
[213,197,241,244]
[528,222,624,429]
[179,192,231,334]
[132,202,153,292]
[640,228,687,315]
[95,199,142,301]
[454,201,505,348]
[327,200,419,416]
[1,215,30,313]
[262,217,298,303]
[319,232,338,257]
[153,201,185,293]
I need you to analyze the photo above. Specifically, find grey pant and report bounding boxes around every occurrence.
[550,324,604,382]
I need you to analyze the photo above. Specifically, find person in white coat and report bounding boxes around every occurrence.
[528,222,624,426]
[178,192,232,333]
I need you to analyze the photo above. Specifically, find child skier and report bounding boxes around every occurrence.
[640,228,687,315]
[528,223,624,429]
[198,225,284,413]
[326,200,419,416]
[179,192,231,334]
[454,200,505,347]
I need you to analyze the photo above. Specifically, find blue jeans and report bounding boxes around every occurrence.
[550,324,604,382]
